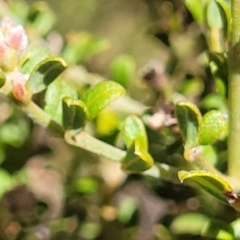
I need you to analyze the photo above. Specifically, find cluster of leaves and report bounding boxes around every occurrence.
[0,0,240,239]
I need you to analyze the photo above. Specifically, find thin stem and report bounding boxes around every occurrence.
[21,101,64,136]
[227,0,240,179]
[209,28,222,52]
[230,0,240,45]
[65,130,126,162]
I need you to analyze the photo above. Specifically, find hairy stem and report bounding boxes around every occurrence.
[227,0,240,179]
[65,130,126,162]
[21,101,64,136]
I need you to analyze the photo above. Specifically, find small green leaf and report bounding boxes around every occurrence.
[170,213,209,236]
[122,115,148,150]
[110,54,136,88]
[170,214,234,239]
[118,197,137,224]
[202,219,234,240]
[96,110,119,136]
[27,57,67,94]
[215,77,227,96]
[26,1,55,36]
[81,81,125,120]
[44,78,78,125]
[62,97,88,135]
[183,0,204,22]
[121,115,153,172]
[176,101,201,148]
[121,141,154,172]
[206,0,224,29]
[20,44,51,74]
[199,110,226,145]
[208,51,228,81]
[199,145,218,166]
[215,0,232,36]
[201,93,227,111]
[178,170,232,203]
[184,145,218,165]
[208,52,228,96]
[231,218,240,239]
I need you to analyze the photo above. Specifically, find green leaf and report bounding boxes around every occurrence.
[185,145,218,165]
[20,44,51,74]
[96,110,119,136]
[44,78,78,125]
[208,51,228,81]
[110,54,136,88]
[201,93,227,111]
[208,52,228,96]
[199,110,226,145]
[199,145,218,166]
[202,219,234,240]
[176,101,201,148]
[183,0,204,23]
[81,81,125,120]
[122,115,148,149]
[154,224,172,240]
[26,1,55,36]
[170,213,209,236]
[26,57,67,94]
[231,218,240,239]
[121,115,153,172]
[206,0,224,29]
[62,97,88,135]
[178,170,232,203]
[215,0,232,36]
[121,141,154,172]
[170,213,234,240]
[118,197,137,224]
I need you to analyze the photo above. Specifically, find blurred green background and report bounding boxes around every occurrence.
[26,0,170,74]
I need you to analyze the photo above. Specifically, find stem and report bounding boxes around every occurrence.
[230,0,240,45]
[65,130,126,162]
[209,28,222,52]
[227,0,240,179]
[21,101,64,136]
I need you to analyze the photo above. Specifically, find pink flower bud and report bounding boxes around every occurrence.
[5,25,28,53]
[0,17,28,72]
[12,72,28,102]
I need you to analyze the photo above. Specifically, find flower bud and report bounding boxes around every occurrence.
[5,25,28,53]
[0,17,28,72]
[11,72,28,102]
